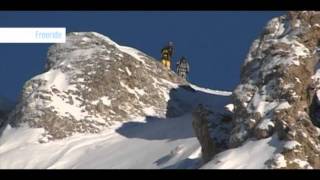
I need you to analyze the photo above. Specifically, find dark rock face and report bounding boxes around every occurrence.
[192,105,216,163]
[192,104,233,163]
[7,32,187,140]
[231,11,320,168]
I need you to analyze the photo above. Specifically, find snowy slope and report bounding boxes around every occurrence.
[0,116,197,169]
[0,32,239,169]
[201,135,283,169]
[0,85,230,169]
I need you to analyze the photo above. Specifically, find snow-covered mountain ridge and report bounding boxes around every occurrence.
[0,31,232,169]
[6,32,195,140]
[3,11,320,169]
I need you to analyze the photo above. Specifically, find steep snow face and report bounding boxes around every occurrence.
[231,11,320,168]
[0,86,231,169]
[0,116,200,169]
[7,32,189,140]
[0,31,234,169]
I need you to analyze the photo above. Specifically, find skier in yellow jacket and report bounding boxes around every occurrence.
[161,41,174,70]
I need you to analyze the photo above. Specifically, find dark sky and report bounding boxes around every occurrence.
[0,11,284,102]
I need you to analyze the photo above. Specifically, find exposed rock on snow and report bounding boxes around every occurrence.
[0,31,233,169]
[192,103,233,163]
[269,153,287,169]
[0,80,231,169]
[230,11,320,169]
[283,140,301,151]
[192,105,216,163]
[201,135,281,169]
[4,11,320,169]
[6,32,190,140]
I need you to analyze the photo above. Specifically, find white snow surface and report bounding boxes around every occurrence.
[89,32,148,64]
[201,135,282,169]
[0,114,200,169]
[225,104,234,113]
[0,82,232,169]
[257,118,275,130]
[271,153,287,168]
[283,140,301,150]
[1,31,287,169]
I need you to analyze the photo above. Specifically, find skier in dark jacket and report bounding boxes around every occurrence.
[161,41,174,70]
[176,56,190,80]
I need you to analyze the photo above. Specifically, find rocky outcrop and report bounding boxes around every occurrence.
[6,32,188,140]
[192,104,233,163]
[192,104,216,163]
[231,11,320,168]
